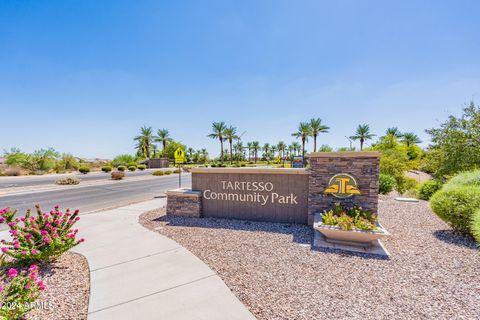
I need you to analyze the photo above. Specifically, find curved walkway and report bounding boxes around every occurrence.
[73,199,256,320]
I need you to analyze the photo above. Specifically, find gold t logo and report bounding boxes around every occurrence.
[324,173,360,198]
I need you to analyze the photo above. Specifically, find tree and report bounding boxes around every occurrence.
[4,148,27,167]
[385,127,403,138]
[224,126,238,164]
[246,142,253,161]
[277,141,286,165]
[291,142,301,156]
[187,147,195,162]
[135,126,153,158]
[292,122,311,158]
[200,148,208,163]
[234,141,244,161]
[309,118,330,152]
[402,132,422,147]
[208,122,227,164]
[350,124,375,151]
[425,101,480,177]
[318,144,333,152]
[252,141,260,163]
[262,143,270,161]
[154,129,172,157]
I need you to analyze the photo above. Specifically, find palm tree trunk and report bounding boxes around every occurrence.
[229,140,233,165]
[302,138,306,158]
[313,135,317,153]
[220,138,224,164]
[163,142,166,157]
[360,138,364,151]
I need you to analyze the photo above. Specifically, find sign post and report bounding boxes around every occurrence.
[174,147,186,188]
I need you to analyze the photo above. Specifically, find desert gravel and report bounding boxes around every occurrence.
[24,252,90,320]
[140,195,480,320]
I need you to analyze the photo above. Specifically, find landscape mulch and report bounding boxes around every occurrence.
[140,195,480,320]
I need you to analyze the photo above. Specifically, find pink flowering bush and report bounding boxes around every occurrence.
[0,205,84,264]
[0,265,45,320]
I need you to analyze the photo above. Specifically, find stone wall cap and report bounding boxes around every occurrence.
[307,151,380,158]
[166,188,202,197]
[190,167,309,175]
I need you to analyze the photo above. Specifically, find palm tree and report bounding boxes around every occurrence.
[134,126,153,158]
[291,142,301,156]
[385,127,403,138]
[252,141,260,163]
[271,145,277,159]
[262,143,270,161]
[200,148,208,163]
[224,126,238,164]
[277,141,286,165]
[207,122,227,164]
[234,141,244,161]
[154,129,172,157]
[187,148,195,161]
[402,132,422,147]
[310,118,330,152]
[287,144,294,158]
[246,142,253,161]
[350,124,375,151]
[292,122,311,158]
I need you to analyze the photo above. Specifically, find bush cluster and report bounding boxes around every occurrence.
[55,177,80,185]
[164,170,172,175]
[417,180,443,200]
[117,165,126,172]
[322,203,378,231]
[430,170,480,238]
[379,174,396,195]
[128,166,136,171]
[137,164,147,170]
[101,166,112,172]
[472,209,480,245]
[152,170,164,176]
[78,166,90,174]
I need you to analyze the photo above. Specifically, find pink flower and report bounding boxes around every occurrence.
[0,218,4,223]
[36,280,46,291]
[31,249,39,255]
[43,237,52,244]
[25,283,31,289]
[14,242,20,249]
[8,268,18,278]
[75,216,80,221]
[1,247,8,253]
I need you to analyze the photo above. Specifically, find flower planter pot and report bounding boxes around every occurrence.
[313,213,390,247]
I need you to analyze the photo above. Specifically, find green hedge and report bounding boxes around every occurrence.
[417,180,443,200]
[447,169,480,188]
[430,185,480,234]
[379,174,396,195]
[472,209,480,245]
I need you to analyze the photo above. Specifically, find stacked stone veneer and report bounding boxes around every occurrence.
[307,152,380,225]
[166,188,202,218]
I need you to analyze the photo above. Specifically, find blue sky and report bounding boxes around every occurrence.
[1,0,479,158]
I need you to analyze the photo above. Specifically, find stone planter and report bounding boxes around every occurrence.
[313,212,390,247]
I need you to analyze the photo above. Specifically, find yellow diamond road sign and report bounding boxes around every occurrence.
[174,147,186,164]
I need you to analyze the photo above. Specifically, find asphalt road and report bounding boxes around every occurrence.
[0,174,191,229]
[0,169,160,188]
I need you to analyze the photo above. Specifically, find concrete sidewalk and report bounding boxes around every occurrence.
[72,199,256,320]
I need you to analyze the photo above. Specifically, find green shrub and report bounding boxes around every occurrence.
[211,163,217,167]
[379,174,396,194]
[78,166,90,174]
[127,162,137,168]
[173,169,180,173]
[117,165,126,172]
[137,164,147,170]
[55,177,80,185]
[152,170,164,176]
[430,186,480,234]
[128,166,136,171]
[471,209,480,245]
[101,166,112,173]
[396,176,418,194]
[447,169,480,188]
[164,170,172,175]
[111,171,125,180]
[417,180,443,200]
